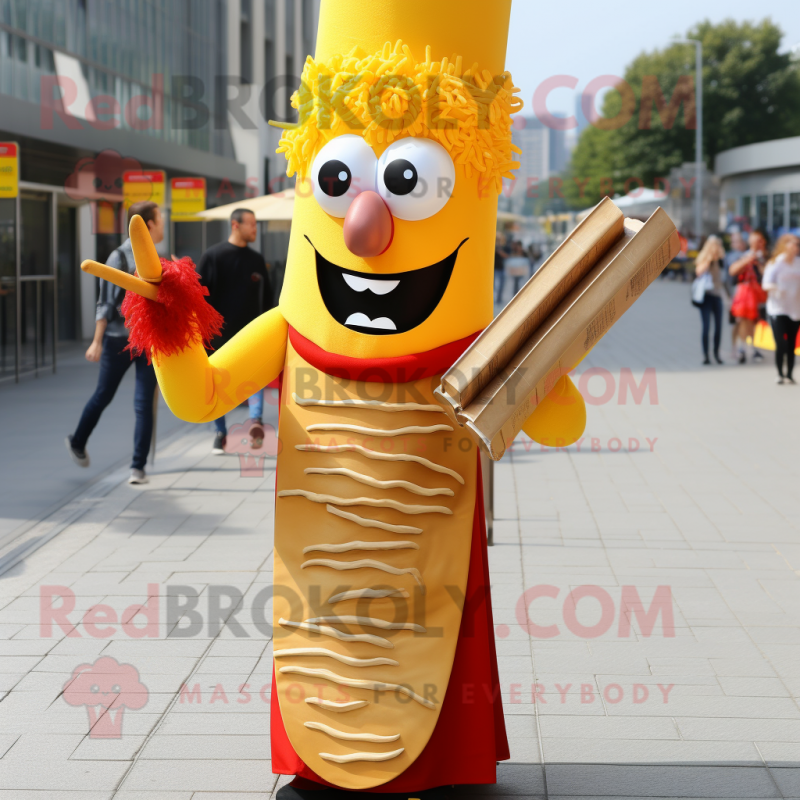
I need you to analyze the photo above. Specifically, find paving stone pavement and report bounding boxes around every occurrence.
[0,280,799,799]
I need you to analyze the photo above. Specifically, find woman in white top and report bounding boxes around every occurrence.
[762,234,800,384]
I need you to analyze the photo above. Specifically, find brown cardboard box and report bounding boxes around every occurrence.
[438,197,624,415]
[439,208,679,460]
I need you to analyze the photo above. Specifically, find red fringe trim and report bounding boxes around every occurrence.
[121,257,223,364]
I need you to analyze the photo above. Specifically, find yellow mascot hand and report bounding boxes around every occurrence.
[81,215,289,425]
[521,374,586,447]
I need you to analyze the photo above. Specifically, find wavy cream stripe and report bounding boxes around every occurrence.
[274,647,398,667]
[304,467,454,497]
[293,393,443,414]
[306,422,453,437]
[303,540,419,554]
[326,505,423,534]
[278,489,452,516]
[305,720,400,743]
[320,748,404,763]
[278,618,393,649]
[306,697,368,712]
[297,444,465,484]
[301,558,424,588]
[278,665,436,709]
[306,616,425,633]
[328,587,409,604]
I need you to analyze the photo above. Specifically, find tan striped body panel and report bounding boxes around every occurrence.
[273,340,477,790]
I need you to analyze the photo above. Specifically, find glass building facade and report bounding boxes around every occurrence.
[0,0,319,381]
[1,0,230,155]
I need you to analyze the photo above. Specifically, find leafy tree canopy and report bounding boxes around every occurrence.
[562,18,800,209]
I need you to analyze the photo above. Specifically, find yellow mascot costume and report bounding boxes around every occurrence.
[83,1,586,796]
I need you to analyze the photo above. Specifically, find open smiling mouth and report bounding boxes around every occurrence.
[306,236,468,335]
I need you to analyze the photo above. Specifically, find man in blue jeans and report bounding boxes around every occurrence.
[65,201,164,484]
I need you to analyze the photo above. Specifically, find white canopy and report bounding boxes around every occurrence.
[195,190,295,222]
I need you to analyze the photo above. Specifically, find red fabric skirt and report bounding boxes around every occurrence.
[731,280,767,321]
[270,458,510,791]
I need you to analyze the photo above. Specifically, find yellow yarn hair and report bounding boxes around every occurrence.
[273,40,523,194]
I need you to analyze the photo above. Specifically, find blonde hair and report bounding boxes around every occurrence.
[766,233,800,267]
[695,235,724,271]
[272,40,523,194]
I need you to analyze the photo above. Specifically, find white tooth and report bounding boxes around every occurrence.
[345,313,397,331]
[343,274,400,296]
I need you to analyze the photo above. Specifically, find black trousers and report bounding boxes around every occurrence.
[770,315,800,378]
[699,294,723,358]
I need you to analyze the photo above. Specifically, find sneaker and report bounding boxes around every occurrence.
[753,351,764,361]
[128,468,148,484]
[776,376,785,385]
[787,376,796,385]
[249,418,265,449]
[738,352,746,364]
[65,436,90,468]
[212,431,227,455]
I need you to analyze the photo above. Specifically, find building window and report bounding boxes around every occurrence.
[302,0,316,57]
[286,0,295,58]
[790,193,800,233]
[264,0,275,91]
[741,196,752,228]
[755,195,768,232]
[241,0,253,84]
[772,194,785,234]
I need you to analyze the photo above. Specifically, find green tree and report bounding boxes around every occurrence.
[562,18,800,209]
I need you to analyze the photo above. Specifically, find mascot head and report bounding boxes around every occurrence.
[275,0,521,358]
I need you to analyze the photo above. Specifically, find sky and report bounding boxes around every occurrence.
[506,0,800,121]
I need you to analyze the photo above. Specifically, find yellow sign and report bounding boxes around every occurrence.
[171,177,207,219]
[0,142,19,199]
[123,170,166,210]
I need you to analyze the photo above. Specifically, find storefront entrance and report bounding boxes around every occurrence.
[0,187,81,382]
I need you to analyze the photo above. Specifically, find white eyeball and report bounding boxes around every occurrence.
[310,135,378,218]
[377,138,455,221]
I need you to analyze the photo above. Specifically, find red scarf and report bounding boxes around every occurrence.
[288,326,481,383]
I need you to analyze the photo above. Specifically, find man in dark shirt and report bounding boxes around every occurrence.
[198,208,270,453]
[66,201,163,484]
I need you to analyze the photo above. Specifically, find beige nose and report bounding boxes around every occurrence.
[343,191,394,257]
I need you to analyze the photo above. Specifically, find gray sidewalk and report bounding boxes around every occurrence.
[1,280,799,799]
[0,343,188,550]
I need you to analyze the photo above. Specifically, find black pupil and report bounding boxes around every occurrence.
[384,159,417,196]
[319,160,351,197]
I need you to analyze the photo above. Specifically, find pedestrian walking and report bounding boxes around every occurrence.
[65,201,163,484]
[729,229,769,364]
[692,235,725,365]
[494,232,509,304]
[763,234,800,384]
[504,241,531,299]
[723,230,747,296]
[197,208,270,453]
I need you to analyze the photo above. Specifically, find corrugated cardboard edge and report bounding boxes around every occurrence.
[439,197,624,409]
[467,210,679,460]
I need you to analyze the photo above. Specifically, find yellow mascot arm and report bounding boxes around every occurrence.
[80,215,289,425]
[521,374,586,447]
[153,308,288,424]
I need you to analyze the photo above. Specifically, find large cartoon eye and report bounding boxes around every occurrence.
[377,139,455,221]
[311,135,377,218]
